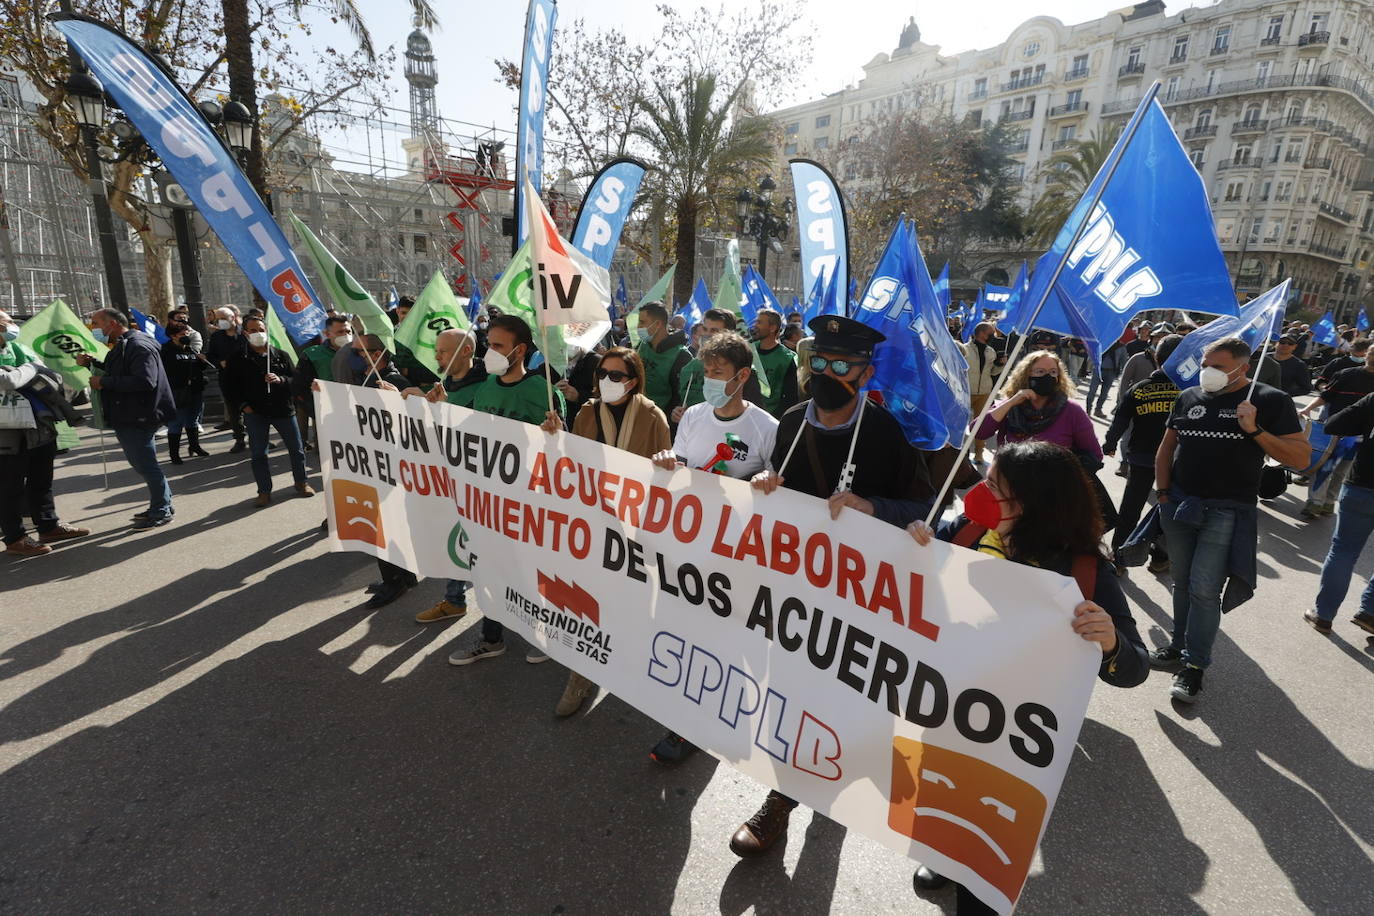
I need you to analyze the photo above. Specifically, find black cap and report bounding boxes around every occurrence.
[807,315,886,356]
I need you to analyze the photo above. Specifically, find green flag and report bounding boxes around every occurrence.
[286,211,394,352]
[627,263,676,339]
[486,240,567,373]
[713,240,743,318]
[395,270,470,375]
[749,343,772,398]
[16,299,101,390]
[265,305,297,366]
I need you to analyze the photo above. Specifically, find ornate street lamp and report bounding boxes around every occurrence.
[65,67,129,316]
[735,176,790,283]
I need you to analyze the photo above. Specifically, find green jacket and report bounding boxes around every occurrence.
[472,371,565,424]
[636,330,691,415]
[678,358,706,410]
[301,343,336,383]
[756,342,799,418]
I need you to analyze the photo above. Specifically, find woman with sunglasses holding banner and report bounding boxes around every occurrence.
[540,346,671,716]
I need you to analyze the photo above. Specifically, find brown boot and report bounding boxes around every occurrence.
[294,482,316,497]
[729,791,795,857]
[253,492,271,508]
[555,672,596,717]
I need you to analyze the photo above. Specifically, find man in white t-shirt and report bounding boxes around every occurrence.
[647,331,776,763]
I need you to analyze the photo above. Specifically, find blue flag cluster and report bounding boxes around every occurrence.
[741,265,781,330]
[854,219,970,449]
[681,278,710,333]
[1163,280,1289,389]
[1021,94,1237,365]
[1311,311,1338,347]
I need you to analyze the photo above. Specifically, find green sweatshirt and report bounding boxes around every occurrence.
[471,371,565,424]
[301,343,337,382]
[756,342,798,417]
[678,358,706,410]
[637,330,691,414]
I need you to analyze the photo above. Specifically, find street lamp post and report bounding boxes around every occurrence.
[65,68,129,318]
[735,176,791,286]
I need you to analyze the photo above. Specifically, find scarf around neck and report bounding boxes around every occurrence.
[1005,392,1068,437]
[598,394,642,450]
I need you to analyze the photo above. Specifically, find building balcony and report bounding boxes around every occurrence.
[1050,138,1077,151]
[1210,45,1231,56]
[1318,201,1355,222]
[1166,53,1188,66]
[1140,72,1374,116]
[1304,158,1333,170]
[1216,157,1261,170]
[1183,124,1218,140]
[1298,31,1331,48]
[1259,36,1283,48]
[999,75,1044,93]
[969,89,988,101]
[1063,68,1090,82]
[1118,62,1146,78]
[1307,238,1349,260]
[1048,101,1089,118]
[1007,139,1030,153]
[1231,119,1268,135]
[999,109,1035,123]
[1355,178,1374,192]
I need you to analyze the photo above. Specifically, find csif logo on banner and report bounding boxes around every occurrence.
[1064,203,1163,314]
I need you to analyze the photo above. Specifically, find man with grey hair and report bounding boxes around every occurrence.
[76,308,177,528]
[205,304,248,452]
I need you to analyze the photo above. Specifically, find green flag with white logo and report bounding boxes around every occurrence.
[15,299,101,390]
[265,303,297,366]
[287,211,394,353]
[627,263,676,339]
[395,270,470,375]
[485,240,567,373]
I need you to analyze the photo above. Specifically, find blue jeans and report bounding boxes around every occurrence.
[1159,500,1236,668]
[114,425,172,519]
[1314,483,1374,621]
[244,412,307,495]
[445,579,470,605]
[1085,370,1118,412]
[166,389,204,436]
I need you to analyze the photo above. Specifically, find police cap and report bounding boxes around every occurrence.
[807,314,886,357]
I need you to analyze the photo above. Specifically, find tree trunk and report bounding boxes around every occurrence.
[673,197,696,309]
[222,0,268,202]
[140,233,174,317]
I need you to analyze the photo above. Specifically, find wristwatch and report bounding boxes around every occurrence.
[1243,425,1262,438]
[1155,488,1170,501]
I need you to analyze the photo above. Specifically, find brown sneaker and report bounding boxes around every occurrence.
[729,791,795,857]
[5,537,52,557]
[415,600,467,624]
[555,672,596,717]
[39,524,91,543]
[294,482,316,497]
[253,492,271,508]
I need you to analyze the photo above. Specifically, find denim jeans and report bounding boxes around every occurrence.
[1085,370,1118,412]
[445,579,470,605]
[244,412,307,495]
[1314,483,1374,621]
[114,425,172,518]
[166,388,204,436]
[1159,499,1236,668]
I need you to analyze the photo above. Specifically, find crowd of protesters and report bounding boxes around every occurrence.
[4,288,1373,911]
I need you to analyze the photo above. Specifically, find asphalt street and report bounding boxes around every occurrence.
[3,393,1372,915]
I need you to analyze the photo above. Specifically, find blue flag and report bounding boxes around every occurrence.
[999,262,1032,335]
[822,265,843,318]
[1022,93,1236,366]
[854,220,970,449]
[847,276,859,316]
[683,278,710,333]
[467,279,483,323]
[933,262,951,312]
[615,275,628,312]
[572,158,647,271]
[741,265,778,330]
[961,290,986,343]
[1359,308,1369,333]
[982,284,1013,314]
[789,295,802,319]
[802,270,827,326]
[789,159,848,318]
[386,285,399,310]
[52,16,327,344]
[1311,311,1338,347]
[130,306,168,344]
[514,0,557,244]
[1163,280,1289,389]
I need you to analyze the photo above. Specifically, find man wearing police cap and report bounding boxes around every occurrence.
[728,313,935,857]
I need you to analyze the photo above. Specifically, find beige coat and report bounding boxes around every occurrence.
[571,392,671,459]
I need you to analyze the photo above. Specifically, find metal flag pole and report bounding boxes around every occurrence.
[98,428,108,489]
[924,80,1164,528]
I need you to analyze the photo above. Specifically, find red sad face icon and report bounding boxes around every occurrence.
[331,480,385,548]
[889,738,1047,904]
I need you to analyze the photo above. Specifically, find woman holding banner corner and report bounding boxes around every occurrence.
[906,439,1149,912]
[540,346,669,716]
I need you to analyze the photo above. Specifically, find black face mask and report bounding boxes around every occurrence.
[810,373,855,410]
[1028,375,1059,396]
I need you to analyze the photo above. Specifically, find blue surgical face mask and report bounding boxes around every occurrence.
[91,327,108,344]
[637,327,652,344]
[702,371,742,409]
[1,324,18,341]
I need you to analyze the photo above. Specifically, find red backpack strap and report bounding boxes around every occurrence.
[1070,555,1098,601]
[952,522,988,549]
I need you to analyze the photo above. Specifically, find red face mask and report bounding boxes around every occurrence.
[963,480,1009,530]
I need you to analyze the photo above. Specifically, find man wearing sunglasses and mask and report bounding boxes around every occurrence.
[729,314,935,859]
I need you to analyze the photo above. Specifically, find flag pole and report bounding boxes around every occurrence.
[923,81,1164,528]
[98,428,108,489]
[350,315,384,387]
[539,324,556,416]
[1247,333,1272,402]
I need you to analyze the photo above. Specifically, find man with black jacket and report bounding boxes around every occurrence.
[77,309,177,529]
[1305,390,1374,636]
[205,305,249,452]
[222,314,313,508]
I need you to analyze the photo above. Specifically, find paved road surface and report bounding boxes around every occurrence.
[3,402,1372,914]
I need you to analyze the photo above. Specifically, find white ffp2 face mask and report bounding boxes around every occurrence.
[247,331,268,348]
[598,378,628,402]
[1198,366,1231,393]
[483,348,511,376]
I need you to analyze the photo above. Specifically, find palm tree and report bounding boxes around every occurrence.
[222,0,438,201]
[632,72,776,307]
[1023,127,1120,247]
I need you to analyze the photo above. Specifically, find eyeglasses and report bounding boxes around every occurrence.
[809,355,868,376]
[595,368,631,383]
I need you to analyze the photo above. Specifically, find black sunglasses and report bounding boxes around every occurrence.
[809,355,868,376]
[595,368,631,383]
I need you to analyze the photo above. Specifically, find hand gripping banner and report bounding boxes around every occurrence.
[52,14,327,345]
[315,381,1103,913]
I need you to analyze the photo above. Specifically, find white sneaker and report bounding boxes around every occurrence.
[448,640,506,666]
[525,649,550,664]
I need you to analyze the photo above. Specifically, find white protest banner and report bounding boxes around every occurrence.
[314,380,1101,913]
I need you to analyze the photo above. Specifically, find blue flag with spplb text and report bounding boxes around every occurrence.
[1022,95,1236,366]
[52,16,327,345]
[1163,279,1289,389]
[1311,311,1338,347]
[1358,308,1369,333]
[855,219,970,449]
[683,278,710,332]
[741,265,780,330]
[129,307,168,344]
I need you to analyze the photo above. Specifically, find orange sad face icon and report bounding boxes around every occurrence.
[331,480,385,548]
[889,738,1047,904]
